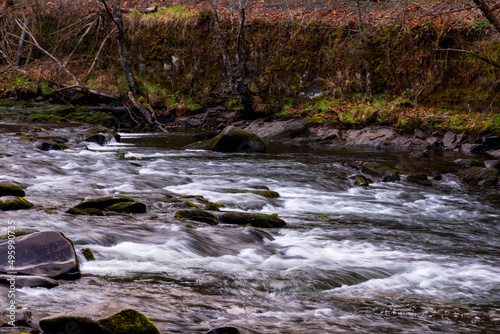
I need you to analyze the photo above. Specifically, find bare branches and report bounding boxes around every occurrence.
[436,48,500,70]
[13,18,82,86]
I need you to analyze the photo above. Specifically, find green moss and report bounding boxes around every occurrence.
[248,190,280,198]
[220,212,286,228]
[183,201,199,208]
[0,197,33,211]
[81,248,96,261]
[99,309,159,334]
[180,195,210,204]
[106,201,147,214]
[174,210,218,225]
[0,184,25,197]
[67,207,105,216]
[1,228,38,240]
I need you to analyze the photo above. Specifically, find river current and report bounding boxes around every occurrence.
[1,120,499,333]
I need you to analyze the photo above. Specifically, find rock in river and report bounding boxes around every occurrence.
[220,212,287,228]
[39,302,159,334]
[0,196,33,210]
[174,209,219,225]
[68,195,146,215]
[0,231,80,280]
[185,126,266,153]
[0,184,25,197]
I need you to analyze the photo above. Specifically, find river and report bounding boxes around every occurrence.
[1,120,499,333]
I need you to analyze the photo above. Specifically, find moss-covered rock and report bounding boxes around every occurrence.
[0,184,26,197]
[39,302,159,334]
[67,207,105,216]
[248,190,280,198]
[72,196,134,210]
[461,167,499,186]
[204,203,221,211]
[1,228,38,240]
[81,248,96,261]
[180,195,210,204]
[185,126,266,153]
[106,201,147,214]
[174,210,218,225]
[353,175,373,186]
[220,212,286,228]
[0,196,34,210]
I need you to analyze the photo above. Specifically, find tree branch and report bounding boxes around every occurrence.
[436,48,500,70]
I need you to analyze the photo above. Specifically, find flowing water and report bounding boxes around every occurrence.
[1,120,499,333]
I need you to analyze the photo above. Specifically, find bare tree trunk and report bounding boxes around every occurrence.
[472,0,500,34]
[355,0,373,102]
[15,17,29,66]
[213,0,252,116]
[100,0,163,129]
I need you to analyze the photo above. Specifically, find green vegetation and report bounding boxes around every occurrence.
[1,4,500,134]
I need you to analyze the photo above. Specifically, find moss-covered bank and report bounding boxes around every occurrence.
[1,5,500,133]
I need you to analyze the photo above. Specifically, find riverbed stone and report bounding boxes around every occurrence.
[0,231,80,280]
[220,212,287,228]
[0,184,25,197]
[0,196,33,210]
[206,327,257,334]
[455,159,479,167]
[185,126,266,153]
[484,160,500,169]
[0,274,60,288]
[247,190,280,198]
[35,141,68,151]
[72,195,134,210]
[174,210,218,225]
[461,167,499,186]
[1,228,39,240]
[106,201,147,214]
[39,302,159,334]
[405,174,432,186]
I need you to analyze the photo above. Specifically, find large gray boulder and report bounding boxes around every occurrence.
[185,126,266,153]
[0,231,80,280]
[39,302,159,334]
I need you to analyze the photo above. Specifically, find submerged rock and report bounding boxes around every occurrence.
[461,167,499,186]
[206,326,259,334]
[0,196,33,210]
[85,133,120,145]
[106,201,147,214]
[247,190,280,198]
[35,141,68,151]
[0,184,25,197]
[0,228,38,240]
[0,231,80,280]
[39,302,159,334]
[484,160,500,169]
[68,195,146,215]
[174,210,218,225]
[0,274,60,288]
[185,126,266,153]
[220,212,286,228]
[406,174,432,187]
[72,195,134,210]
[81,248,96,261]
